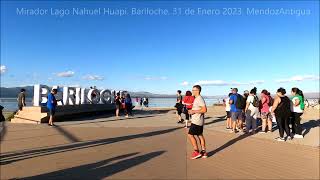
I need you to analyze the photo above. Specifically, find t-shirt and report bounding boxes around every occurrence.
[291,96,303,113]
[177,95,183,103]
[191,96,206,126]
[229,94,241,112]
[260,94,270,113]
[17,92,25,106]
[183,96,195,109]
[47,93,57,110]
[246,95,259,112]
[225,97,231,111]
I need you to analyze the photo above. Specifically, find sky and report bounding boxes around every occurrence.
[1,1,319,96]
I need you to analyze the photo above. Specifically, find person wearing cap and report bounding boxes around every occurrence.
[47,88,58,126]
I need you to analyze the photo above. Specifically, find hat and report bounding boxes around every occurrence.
[244,90,249,94]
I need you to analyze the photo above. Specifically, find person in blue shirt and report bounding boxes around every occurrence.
[229,88,244,133]
[47,88,57,126]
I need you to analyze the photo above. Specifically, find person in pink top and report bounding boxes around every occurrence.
[260,89,273,133]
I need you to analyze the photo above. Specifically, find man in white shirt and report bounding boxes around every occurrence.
[188,85,208,159]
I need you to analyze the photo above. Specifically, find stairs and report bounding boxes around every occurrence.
[11,107,48,124]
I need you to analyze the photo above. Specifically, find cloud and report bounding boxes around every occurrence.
[194,80,265,86]
[180,81,189,86]
[83,75,104,81]
[144,76,168,81]
[56,71,75,77]
[0,65,7,74]
[275,75,320,83]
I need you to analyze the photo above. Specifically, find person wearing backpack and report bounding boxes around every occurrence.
[260,89,273,133]
[229,88,244,133]
[244,87,260,134]
[290,87,305,139]
[271,88,292,142]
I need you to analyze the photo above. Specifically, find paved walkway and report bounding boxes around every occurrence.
[0,109,319,179]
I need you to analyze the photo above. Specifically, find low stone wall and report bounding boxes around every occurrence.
[11,104,116,124]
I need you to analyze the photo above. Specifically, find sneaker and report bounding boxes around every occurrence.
[259,131,266,134]
[267,130,272,133]
[190,151,202,160]
[201,151,208,158]
[275,137,285,142]
[294,134,304,139]
[286,136,293,141]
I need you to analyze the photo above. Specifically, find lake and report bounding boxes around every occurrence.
[0,97,220,111]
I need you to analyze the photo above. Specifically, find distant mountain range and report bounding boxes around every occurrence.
[0,86,178,98]
[0,86,319,99]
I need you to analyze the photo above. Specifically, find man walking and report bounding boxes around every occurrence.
[17,88,26,114]
[188,85,208,159]
[176,90,184,124]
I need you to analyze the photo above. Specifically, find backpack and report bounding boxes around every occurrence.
[252,95,260,107]
[268,95,274,106]
[235,94,245,109]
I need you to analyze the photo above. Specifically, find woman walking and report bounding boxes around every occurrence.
[271,88,292,141]
[290,87,305,139]
[115,92,121,118]
[182,90,195,128]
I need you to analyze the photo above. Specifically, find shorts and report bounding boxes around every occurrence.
[177,110,182,115]
[261,112,272,121]
[226,111,231,118]
[49,109,56,116]
[116,104,121,109]
[231,111,243,121]
[188,123,204,135]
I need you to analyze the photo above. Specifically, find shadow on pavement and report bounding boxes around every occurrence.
[53,125,80,143]
[0,127,181,165]
[0,122,7,142]
[205,116,226,126]
[207,133,254,157]
[302,119,320,137]
[22,151,165,180]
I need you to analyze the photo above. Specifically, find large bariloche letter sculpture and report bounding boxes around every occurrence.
[33,85,120,106]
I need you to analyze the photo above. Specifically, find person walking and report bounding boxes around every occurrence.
[182,90,195,128]
[125,94,133,118]
[188,85,208,159]
[115,92,121,118]
[47,88,57,126]
[224,93,232,130]
[260,89,273,133]
[244,87,260,134]
[271,88,292,141]
[17,88,26,114]
[290,87,305,139]
[229,88,245,133]
[175,90,184,124]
